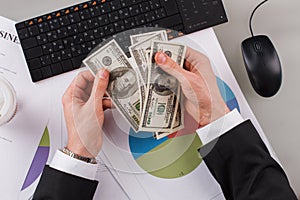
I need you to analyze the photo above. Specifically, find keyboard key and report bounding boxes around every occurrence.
[52,40,64,52]
[120,0,130,7]
[99,3,111,14]
[62,60,74,72]
[38,22,50,33]
[28,58,42,70]
[51,52,62,63]
[89,7,101,17]
[98,15,109,26]
[28,25,39,36]
[69,12,81,23]
[21,37,38,50]
[63,37,75,48]
[87,18,99,29]
[71,45,83,57]
[135,15,146,26]
[41,66,53,78]
[81,42,93,54]
[155,8,166,19]
[149,0,161,10]
[160,0,179,15]
[30,69,43,82]
[51,63,63,75]
[144,11,156,23]
[124,17,136,29]
[129,5,140,16]
[114,21,125,32]
[66,25,79,36]
[40,55,52,66]
[110,0,122,11]
[16,23,26,30]
[79,10,91,20]
[153,14,181,28]
[83,30,95,42]
[118,8,130,19]
[71,55,86,69]
[36,33,48,45]
[61,49,72,60]
[57,28,68,39]
[108,11,120,22]
[73,34,85,45]
[78,21,89,32]
[58,16,70,26]
[18,28,29,40]
[25,46,43,60]
[48,18,60,30]
[47,31,58,42]
[140,2,150,13]
[42,43,53,54]
[104,24,115,35]
[94,27,105,38]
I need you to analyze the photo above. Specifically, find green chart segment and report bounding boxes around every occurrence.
[129,78,240,179]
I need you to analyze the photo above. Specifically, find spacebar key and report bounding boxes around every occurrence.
[155,14,182,28]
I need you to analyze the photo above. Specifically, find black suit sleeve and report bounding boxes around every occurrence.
[33,166,98,200]
[199,120,297,200]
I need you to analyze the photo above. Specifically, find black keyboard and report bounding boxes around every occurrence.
[15,0,227,82]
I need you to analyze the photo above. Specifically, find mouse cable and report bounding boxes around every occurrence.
[249,0,269,37]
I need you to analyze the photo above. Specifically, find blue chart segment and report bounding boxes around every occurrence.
[217,77,240,112]
[129,78,240,179]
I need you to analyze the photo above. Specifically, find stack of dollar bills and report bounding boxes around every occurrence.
[83,30,187,139]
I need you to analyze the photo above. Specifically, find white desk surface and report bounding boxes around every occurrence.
[0,0,299,197]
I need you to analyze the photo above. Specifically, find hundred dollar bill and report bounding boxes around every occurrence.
[129,31,167,86]
[129,31,168,113]
[130,30,167,45]
[83,40,141,131]
[154,104,184,140]
[140,41,186,132]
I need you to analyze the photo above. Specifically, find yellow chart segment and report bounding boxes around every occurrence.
[135,133,202,179]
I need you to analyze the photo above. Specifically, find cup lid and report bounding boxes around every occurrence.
[0,76,17,126]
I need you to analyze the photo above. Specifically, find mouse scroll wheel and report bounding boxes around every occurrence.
[254,41,263,52]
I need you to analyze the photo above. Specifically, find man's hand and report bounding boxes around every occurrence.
[62,69,111,158]
[155,47,230,127]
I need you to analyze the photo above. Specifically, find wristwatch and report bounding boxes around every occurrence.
[61,147,97,164]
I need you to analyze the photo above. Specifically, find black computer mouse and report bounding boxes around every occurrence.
[241,35,282,97]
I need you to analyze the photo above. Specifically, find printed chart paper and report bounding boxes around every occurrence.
[99,29,278,200]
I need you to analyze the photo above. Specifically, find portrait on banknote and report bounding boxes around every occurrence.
[152,72,178,96]
[108,67,138,99]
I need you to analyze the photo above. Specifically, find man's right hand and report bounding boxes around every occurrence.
[155,47,230,128]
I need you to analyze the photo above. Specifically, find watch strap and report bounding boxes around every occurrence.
[61,147,97,164]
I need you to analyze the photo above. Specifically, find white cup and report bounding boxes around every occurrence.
[0,76,17,126]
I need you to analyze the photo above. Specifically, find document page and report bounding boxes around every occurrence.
[0,16,50,199]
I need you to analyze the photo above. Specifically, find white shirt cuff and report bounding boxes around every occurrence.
[49,150,98,180]
[196,109,244,145]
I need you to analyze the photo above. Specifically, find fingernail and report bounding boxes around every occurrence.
[98,69,108,79]
[156,53,167,65]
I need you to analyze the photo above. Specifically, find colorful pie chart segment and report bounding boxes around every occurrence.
[21,127,50,190]
[129,78,240,179]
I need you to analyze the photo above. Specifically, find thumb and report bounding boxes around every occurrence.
[90,68,109,106]
[155,52,187,83]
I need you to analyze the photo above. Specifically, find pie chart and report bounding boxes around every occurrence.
[21,127,50,190]
[129,78,239,179]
